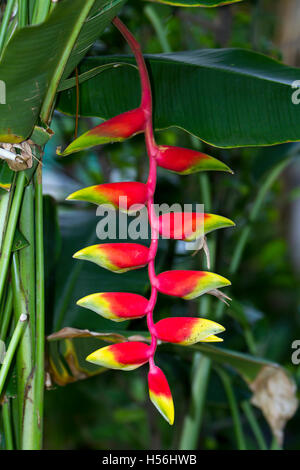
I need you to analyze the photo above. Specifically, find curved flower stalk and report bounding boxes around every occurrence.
[64,17,234,425]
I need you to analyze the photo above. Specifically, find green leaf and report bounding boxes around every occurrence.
[0,0,125,143]
[0,161,13,191]
[58,63,136,93]
[149,0,242,6]
[58,50,300,148]
[12,228,29,252]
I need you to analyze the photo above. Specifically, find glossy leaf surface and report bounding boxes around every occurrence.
[0,0,124,142]
[58,51,300,148]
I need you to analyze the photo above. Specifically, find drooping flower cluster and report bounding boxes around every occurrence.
[60,17,234,425]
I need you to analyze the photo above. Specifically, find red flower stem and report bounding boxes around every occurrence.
[113,17,159,371]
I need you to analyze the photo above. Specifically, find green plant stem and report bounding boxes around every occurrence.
[179,355,211,450]
[18,0,28,28]
[0,192,10,250]
[217,368,247,450]
[31,0,51,25]
[241,400,267,450]
[2,397,14,449]
[0,313,28,397]
[215,157,292,321]
[0,171,26,306]
[11,251,35,449]
[34,166,45,449]
[0,286,13,341]
[144,5,171,53]
[0,0,15,53]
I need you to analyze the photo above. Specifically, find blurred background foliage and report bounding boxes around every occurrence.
[39,0,300,450]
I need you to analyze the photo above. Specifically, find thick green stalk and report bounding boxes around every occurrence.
[0,286,13,341]
[18,0,28,28]
[34,165,45,449]
[241,400,267,450]
[0,313,28,397]
[0,192,10,249]
[11,251,35,449]
[31,0,51,25]
[0,0,15,52]
[2,397,14,449]
[217,368,247,450]
[0,171,26,306]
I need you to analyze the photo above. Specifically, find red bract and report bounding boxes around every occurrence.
[58,107,146,156]
[66,182,148,213]
[73,243,149,273]
[86,341,151,370]
[156,270,231,299]
[154,317,225,345]
[158,212,235,241]
[77,292,148,321]
[148,366,174,425]
[155,145,232,175]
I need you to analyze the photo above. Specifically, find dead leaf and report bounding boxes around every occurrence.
[250,365,298,445]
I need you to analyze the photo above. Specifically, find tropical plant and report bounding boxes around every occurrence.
[0,0,299,450]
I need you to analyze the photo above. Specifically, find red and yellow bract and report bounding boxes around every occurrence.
[86,341,151,370]
[67,182,148,213]
[73,243,149,273]
[154,317,225,345]
[77,292,148,321]
[156,145,232,175]
[158,212,235,241]
[156,270,231,300]
[58,107,146,156]
[148,366,174,425]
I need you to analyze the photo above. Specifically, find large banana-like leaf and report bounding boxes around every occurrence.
[58,50,300,148]
[0,0,125,143]
[149,0,241,6]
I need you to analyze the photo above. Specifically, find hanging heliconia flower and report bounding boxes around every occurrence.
[62,17,234,425]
